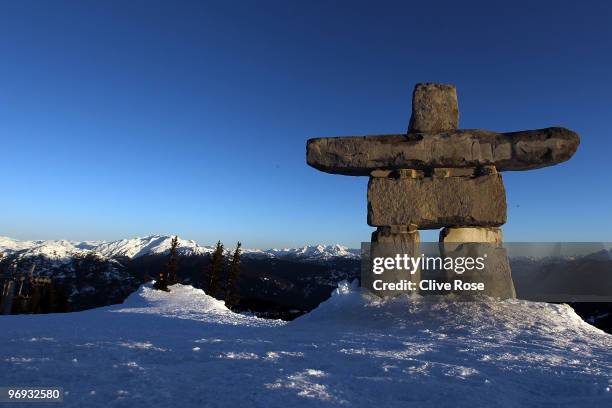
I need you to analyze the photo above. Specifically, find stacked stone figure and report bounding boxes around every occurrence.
[307,83,580,298]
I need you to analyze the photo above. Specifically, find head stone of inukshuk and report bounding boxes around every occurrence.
[307,83,580,298]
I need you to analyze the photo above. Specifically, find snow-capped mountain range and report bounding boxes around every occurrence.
[0,235,360,262]
[0,235,362,316]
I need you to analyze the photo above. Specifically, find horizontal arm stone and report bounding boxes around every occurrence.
[307,127,579,175]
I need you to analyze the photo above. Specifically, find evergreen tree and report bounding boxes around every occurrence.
[153,235,179,291]
[225,242,242,310]
[48,281,69,313]
[38,282,51,313]
[207,241,224,297]
[30,283,43,313]
[166,236,179,285]
[143,270,152,283]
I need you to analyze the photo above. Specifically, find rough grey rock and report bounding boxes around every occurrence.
[439,245,516,299]
[307,127,579,175]
[436,227,515,299]
[372,226,420,247]
[408,83,459,132]
[450,245,514,299]
[370,169,423,178]
[367,174,507,228]
[364,228,421,297]
[439,227,503,246]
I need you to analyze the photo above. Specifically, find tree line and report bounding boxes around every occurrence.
[0,257,69,315]
[153,236,243,310]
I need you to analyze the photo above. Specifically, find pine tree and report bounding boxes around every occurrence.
[166,236,179,285]
[207,241,224,297]
[153,235,179,291]
[143,270,152,283]
[225,242,242,310]
[48,280,69,313]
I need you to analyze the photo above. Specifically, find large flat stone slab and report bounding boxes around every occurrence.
[307,127,579,175]
[367,174,506,228]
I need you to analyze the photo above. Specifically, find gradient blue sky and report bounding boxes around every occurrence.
[1,0,610,248]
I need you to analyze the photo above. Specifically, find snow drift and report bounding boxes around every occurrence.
[111,283,283,327]
[0,282,610,407]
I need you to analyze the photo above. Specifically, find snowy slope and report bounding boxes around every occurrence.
[267,244,360,261]
[0,235,211,260]
[0,282,610,407]
[112,284,282,327]
[0,237,94,260]
[0,236,43,254]
[94,235,212,258]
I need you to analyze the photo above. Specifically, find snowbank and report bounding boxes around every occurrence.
[111,283,282,327]
[297,280,604,336]
[0,282,610,407]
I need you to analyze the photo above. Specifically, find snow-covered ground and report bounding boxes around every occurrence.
[0,282,610,407]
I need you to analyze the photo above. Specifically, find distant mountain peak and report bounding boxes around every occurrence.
[266,244,359,261]
[94,235,212,259]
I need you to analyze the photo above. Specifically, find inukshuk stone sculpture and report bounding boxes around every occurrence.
[307,83,580,298]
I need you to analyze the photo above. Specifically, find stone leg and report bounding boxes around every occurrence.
[365,226,420,297]
[439,227,516,299]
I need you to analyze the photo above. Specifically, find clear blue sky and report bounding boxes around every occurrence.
[1,1,610,248]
